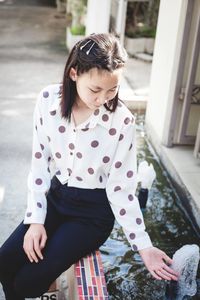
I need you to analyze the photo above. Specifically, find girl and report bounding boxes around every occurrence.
[0,33,179,299]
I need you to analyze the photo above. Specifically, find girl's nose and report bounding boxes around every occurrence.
[96,97,109,105]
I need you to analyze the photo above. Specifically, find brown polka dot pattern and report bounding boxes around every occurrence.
[91,140,99,148]
[127,171,133,178]
[69,143,75,150]
[48,156,51,162]
[128,194,134,201]
[40,118,43,125]
[47,136,51,142]
[47,167,50,173]
[82,128,89,132]
[129,144,133,151]
[94,109,100,116]
[35,178,42,185]
[119,134,124,141]
[76,152,82,159]
[109,128,116,136]
[132,244,138,251]
[67,168,72,175]
[88,168,94,174]
[115,161,122,168]
[103,156,110,163]
[120,208,126,216]
[50,110,56,116]
[99,176,103,183]
[114,186,121,192]
[35,152,42,159]
[40,144,44,150]
[37,202,42,208]
[129,233,136,240]
[76,176,83,181]
[136,218,142,225]
[55,152,61,159]
[27,212,32,217]
[59,126,65,133]
[43,91,49,98]
[102,114,109,122]
[56,170,61,175]
[124,117,131,125]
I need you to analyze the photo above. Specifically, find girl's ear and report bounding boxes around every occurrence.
[69,67,77,81]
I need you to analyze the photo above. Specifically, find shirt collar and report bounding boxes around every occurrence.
[49,92,112,131]
[49,89,61,113]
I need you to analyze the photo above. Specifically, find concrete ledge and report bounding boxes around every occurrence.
[146,123,200,237]
[119,76,148,112]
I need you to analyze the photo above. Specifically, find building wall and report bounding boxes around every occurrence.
[146,0,200,148]
[145,0,188,150]
[173,0,200,141]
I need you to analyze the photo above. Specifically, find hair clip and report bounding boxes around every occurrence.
[86,42,95,55]
[80,40,95,55]
[80,40,91,51]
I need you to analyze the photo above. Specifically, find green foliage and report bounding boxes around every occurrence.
[68,0,87,35]
[70,25,86,36]
[126,26,156,38]
[125,0,160,38]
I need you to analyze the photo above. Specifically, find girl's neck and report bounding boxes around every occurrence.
[73,96,93,112]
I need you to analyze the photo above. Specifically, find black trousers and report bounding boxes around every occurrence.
[0,176,115,300]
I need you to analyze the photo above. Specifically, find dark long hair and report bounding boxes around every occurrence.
[59,33,128,121]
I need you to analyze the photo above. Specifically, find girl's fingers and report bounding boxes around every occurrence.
[27,252,34,263]
[40,233,47,250]
[24,239,37,263]
[163,254,173,265]
[163,264,179,277]
[34,237,43,260]
[156,269,173,281]
[151,270,162,280]
[29,249,39,263]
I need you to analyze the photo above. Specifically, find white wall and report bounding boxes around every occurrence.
[145,0,188,149]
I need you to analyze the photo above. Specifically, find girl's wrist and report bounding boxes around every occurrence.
[138,246,154,254]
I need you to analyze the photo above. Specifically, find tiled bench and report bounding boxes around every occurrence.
[38,250,108,300]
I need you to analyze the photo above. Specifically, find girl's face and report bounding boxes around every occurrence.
[70,67,123,110]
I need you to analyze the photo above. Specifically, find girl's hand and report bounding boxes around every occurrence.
[139,246,179,281]
[23,224,47,263]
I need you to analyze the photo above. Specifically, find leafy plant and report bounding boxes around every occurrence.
[67,0,87,35]
[125,0,160,38]
[70,25,86,36]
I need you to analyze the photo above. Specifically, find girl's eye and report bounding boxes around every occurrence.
[90,89,99,93]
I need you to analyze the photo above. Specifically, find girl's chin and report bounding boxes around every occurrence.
[87,104,101,110]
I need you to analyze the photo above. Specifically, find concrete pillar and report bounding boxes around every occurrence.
[116,0,128,45]
[145,0,189,150]
[86,0,111,35]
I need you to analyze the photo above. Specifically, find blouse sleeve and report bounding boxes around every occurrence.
[24,90,52,224]
[105,118,153,251]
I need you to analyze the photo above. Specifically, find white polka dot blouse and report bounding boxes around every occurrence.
[24,84,153,251]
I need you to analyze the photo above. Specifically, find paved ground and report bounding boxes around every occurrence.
[0,1,151,298]
[0,1,67,298]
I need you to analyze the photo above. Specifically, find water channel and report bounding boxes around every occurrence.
[101,113,200,300]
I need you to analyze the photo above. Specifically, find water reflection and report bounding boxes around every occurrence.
[101,114,200,300]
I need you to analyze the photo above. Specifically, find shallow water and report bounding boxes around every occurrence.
[101,114,200,300]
